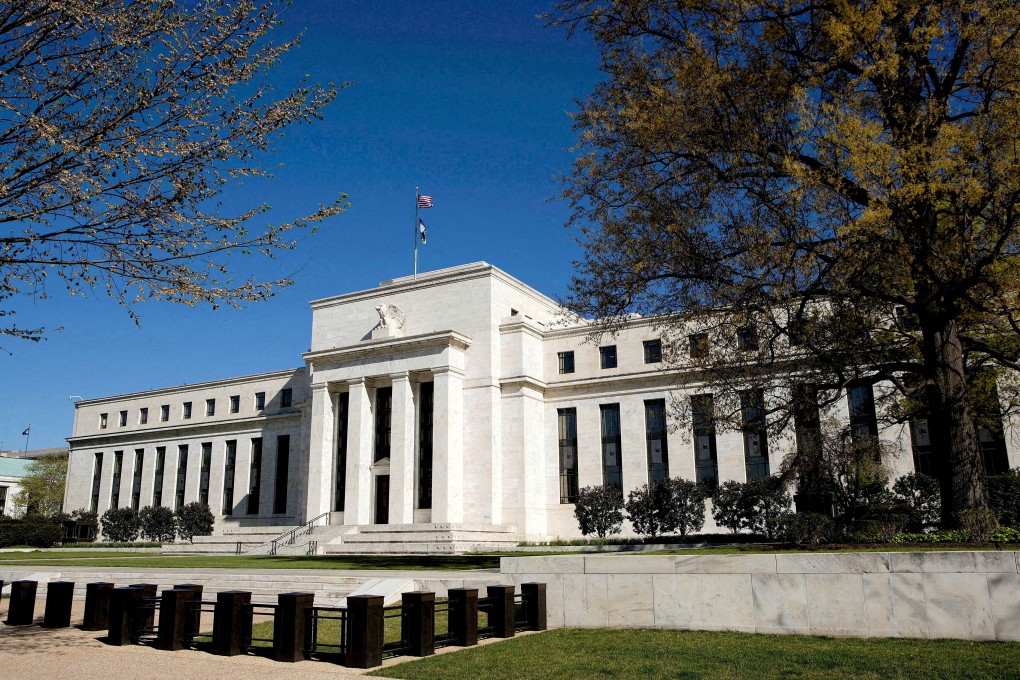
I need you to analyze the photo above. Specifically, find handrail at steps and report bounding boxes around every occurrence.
[248,511,332,555]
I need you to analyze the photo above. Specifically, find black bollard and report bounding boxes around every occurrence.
[5,580,38,626]
[521,582,547,631]
[402,591,435,657]
[107,587,143,645]
[128,583,158,631]
[448,588,478,647]
[173,583,204,641]
[82,582,115,631]
[212,590,252,656]
[487,585,516,638]
[42,581,75,628]
[273,592,314,663]
[345,595,384,669]
[157,589,197,651]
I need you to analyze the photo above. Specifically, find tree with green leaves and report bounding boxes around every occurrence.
[574,484,625,538]
[139,505,176,543]
[551,0,1020,525]
[0,1,347,344]
[175,501,214,543]
[12,453,66,517]
[100,506,139,542]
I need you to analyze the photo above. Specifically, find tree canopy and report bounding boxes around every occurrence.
[552,0,1020,522]
[0,1,347,343]
[13,452,67,517]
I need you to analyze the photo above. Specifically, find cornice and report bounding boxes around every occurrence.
[67,411,302,447]
[303,330,472,367]
[74,367,306,408]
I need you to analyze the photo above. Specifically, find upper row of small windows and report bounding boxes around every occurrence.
[98,388,292,429]
[558,339,663,375]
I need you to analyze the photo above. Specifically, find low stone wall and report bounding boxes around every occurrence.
[501,551,1020,641]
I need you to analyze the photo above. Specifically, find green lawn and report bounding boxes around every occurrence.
[372,629,1020,680]
[0,553,500,570]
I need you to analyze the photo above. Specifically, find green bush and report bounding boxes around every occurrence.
[991,526,1020,543]
[100,507,140,542]
[987,469,1020,528]
[711,481,745,534]
[175,502,215,543]
[625,483,664,538]
[742,478,792,540]
[892,472,941,531]
[657,478,707,538]
[139,505,177,542]
[574,485,625,538]
[0,517,62,547]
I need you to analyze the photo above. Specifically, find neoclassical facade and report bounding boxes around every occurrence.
[64,263,1020,540]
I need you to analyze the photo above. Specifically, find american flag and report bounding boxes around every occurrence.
[417,195,433,209]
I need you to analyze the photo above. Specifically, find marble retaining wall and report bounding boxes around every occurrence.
[501,551,1020,641]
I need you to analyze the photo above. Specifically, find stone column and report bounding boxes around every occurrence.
[389,372,416,525]
[431,367,464,523]
[138,448,155,514]
[343,378,374,525]
[305,383,336,520]
[207,441,225,518]
[95,451,115,516]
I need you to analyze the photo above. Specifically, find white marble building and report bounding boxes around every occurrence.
[64,263,1020,541]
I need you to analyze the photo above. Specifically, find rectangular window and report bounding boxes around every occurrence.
[281,388,293,408]
[692,394,719,489]
[558,351,575,374]
[847,384,878,445]
[910,417,936,477]
[0,486,6,516]
[247,438,262,514]
[374,386,392,462]
[599,345,618,369]
[206,399,215,417]
[175,445,188,510]
[793,384,822,459]
[160,404,169,422]
[737,325,759,351]
[689,332,709,359]
[255,392,266,410]
[131,449,144,510]
[600,404,623,489]
[100,413,108,429]
[645,399,669,483]
[274,435,290,514]
[139,408,148,425]
[110,451,123,508]
[558,408,579,503]
[118,410,127,427]
[643,339,662,364]
[334,392,350,512]
[153,447,165,507]
[229,395,240,413]
[199,442,212,506]
[417,382,434,510]
[222,441,237,515]
[741,389,770,480]
[90,452,104,512]
[182,402,192,420]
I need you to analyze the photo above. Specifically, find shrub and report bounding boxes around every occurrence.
[175,502,215,543]
[139,505,176,542]
[742,477,792,540]
[711,481,745,534]
[625,483,664,538]
[991,526,1020,543]
[100,507,140,542]
[0,517,63,547]
[657,477,707,538]
[987,469,1020,528]
[892,472,941,531]
[959,508,998,542]
[574,485,625,538]
[778,512,833,545]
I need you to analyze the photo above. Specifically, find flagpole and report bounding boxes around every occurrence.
[23,425,29,455]
[414,186,420,280]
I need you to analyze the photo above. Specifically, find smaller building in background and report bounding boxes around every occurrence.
[0,456,34,517]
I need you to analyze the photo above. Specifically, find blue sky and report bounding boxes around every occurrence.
[1,1,603,451]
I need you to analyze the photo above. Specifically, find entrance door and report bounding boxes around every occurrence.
[374,475,390,524]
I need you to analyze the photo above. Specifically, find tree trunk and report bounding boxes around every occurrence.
[920,315,989,526]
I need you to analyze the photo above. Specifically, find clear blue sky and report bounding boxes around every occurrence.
[1,1,602,451]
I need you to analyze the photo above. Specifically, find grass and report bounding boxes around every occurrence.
[0,552,500,570]
[372,628,1020,680]
[478,543,1009,557]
